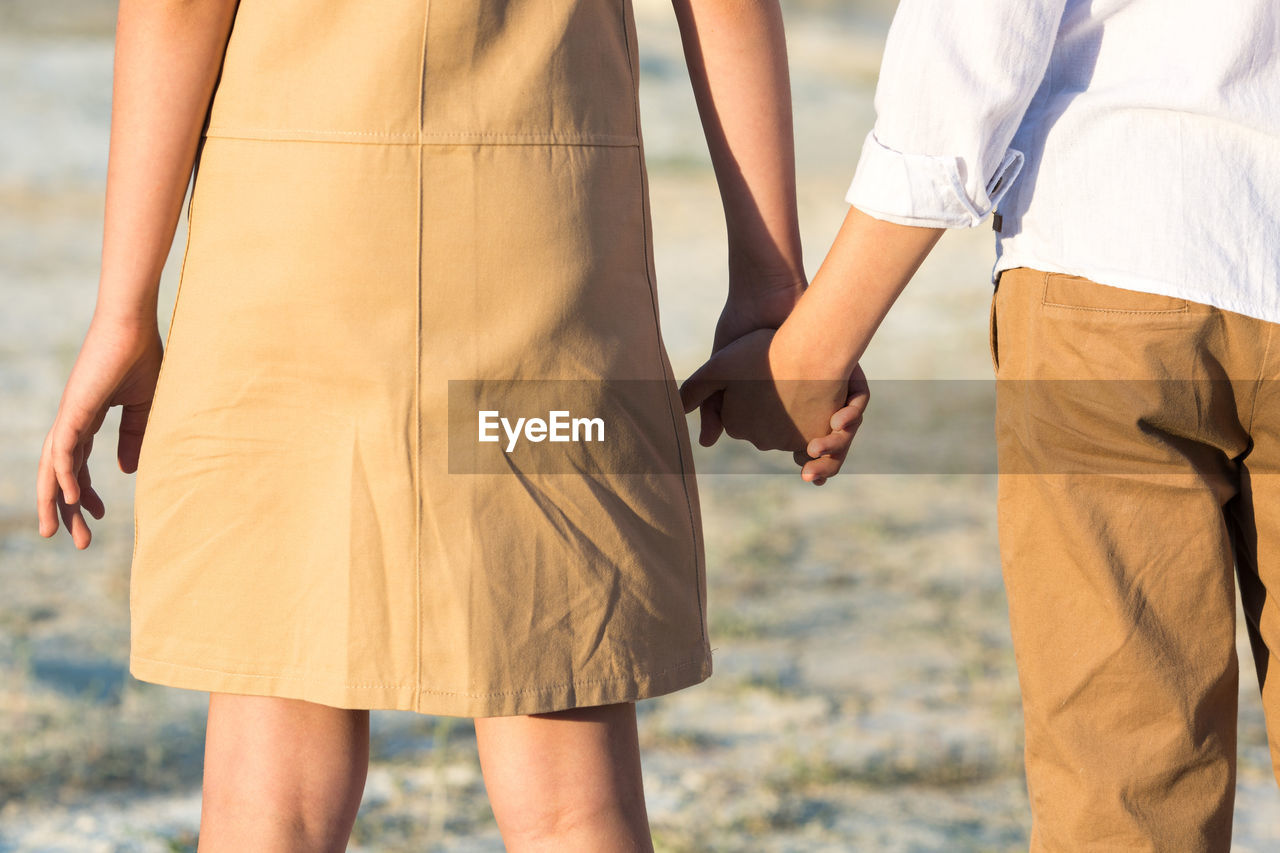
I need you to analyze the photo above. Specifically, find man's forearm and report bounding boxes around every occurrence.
[672,0,804,292]
[95,0,239,331]
[772,207,943,379]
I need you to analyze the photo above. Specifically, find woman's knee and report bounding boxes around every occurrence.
[475,703,651,850]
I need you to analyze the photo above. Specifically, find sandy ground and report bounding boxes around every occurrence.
[2,1,1278,850]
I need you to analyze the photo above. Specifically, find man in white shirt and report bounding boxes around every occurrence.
[683,0,1280,847]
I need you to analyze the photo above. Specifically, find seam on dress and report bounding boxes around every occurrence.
[617,2,708,651]
[130,652,708,698]
[204,127,641,148]
[618,0,641,140]
[207,126,420,139]
[413,0,431,716]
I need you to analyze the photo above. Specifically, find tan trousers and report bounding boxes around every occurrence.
[991,267,1280,851]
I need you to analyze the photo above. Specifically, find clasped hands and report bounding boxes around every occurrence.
[680,292,868,486]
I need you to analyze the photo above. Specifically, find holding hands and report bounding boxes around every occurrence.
[678,207,946,485]
[680,288,870,486]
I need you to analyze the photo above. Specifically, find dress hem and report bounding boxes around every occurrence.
[128,649,713,718]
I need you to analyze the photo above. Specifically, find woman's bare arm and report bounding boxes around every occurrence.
[97,0,239,329]
[37,0,238,549]
[672,0,804,305]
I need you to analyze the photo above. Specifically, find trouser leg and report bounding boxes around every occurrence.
[991,268,1255,851]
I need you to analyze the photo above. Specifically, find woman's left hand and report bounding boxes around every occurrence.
[37,315,164,549]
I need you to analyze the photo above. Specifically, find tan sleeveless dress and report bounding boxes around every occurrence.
[128,0,711,717]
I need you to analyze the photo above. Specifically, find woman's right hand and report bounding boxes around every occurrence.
[37,315,163,549]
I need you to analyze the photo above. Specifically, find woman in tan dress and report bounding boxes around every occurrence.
[36,0,824,848]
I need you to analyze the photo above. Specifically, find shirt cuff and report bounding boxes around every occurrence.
[844,131,1024,228]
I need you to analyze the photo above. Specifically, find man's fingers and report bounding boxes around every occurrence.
[826,369,870,434]
[802,453,844,485]
[800,429,853,485]
[799,365,871,485]
[841,366,871,419]
[806,429,853,463]
[832,404,865,432]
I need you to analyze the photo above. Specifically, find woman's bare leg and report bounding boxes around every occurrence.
[474,702,653,853]
[198,694,369,853]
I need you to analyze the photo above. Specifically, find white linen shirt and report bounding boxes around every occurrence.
[846,0,1280,323]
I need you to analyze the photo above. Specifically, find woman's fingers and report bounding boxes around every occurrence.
[51,426,82,508]
[117,400,150,473]
[54,487,92,550]
[36,433,61,538]
[679,362,727,415]
[36,323,162,547]
[679,329,775,414]
[55,485,92,548]
[38,412,104,545]
[697,393,725,447]
[679,359,727,446]
[55,491,75,538]
[78,462,106,521]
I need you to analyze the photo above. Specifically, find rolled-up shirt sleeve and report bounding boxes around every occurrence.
[847,0,1070,228]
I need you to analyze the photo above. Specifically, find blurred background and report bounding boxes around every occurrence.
[2,0,1277,850]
